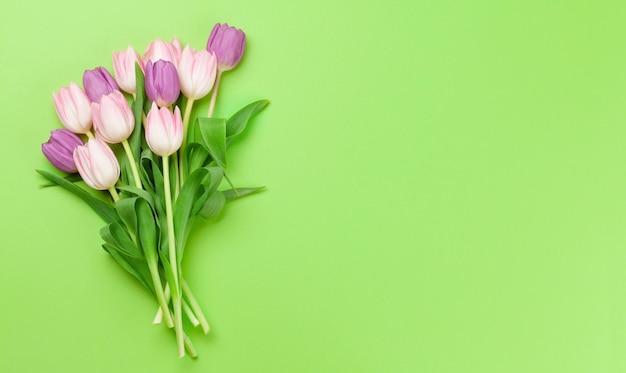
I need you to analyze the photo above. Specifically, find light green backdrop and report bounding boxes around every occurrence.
[1,0,625,371]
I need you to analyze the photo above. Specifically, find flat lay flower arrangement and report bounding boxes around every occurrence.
[38,23,268,358]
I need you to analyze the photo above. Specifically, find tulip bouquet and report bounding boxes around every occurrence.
[38,23,268,358]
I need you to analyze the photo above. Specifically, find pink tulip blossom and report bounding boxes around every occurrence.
[178,45,217,100]
[52,82,92,134]
[145,102,183,156]
[91,90,135,143]
[73,138,120,190]
[113,46,144,94]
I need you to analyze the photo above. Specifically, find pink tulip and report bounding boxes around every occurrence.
[73,138,120,190]
[52,82,92,134]
[92,90,135,143]
[145,102,183,156]
[113,46,144,94]
[178,45,217,100]
[143,37,182,67]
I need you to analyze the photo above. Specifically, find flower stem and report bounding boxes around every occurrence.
[121,139,142,189]
[153,283,171,324]
[179,98,195,186]
[182,279,210,334]
[162,155,185,357]
[207,72,222,118]
[108,187,120,202]
[86,131,95,140]
[147,258,174,328]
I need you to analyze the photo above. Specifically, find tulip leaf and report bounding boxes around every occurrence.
[129,63,145,157]
[174,167,209,260]
[101,222,143,259]
[136,198,159,264]
[102,243,153,292]
[226,99,269,139]
[116,185,157,211]
[115,197,139,238]
[197,191,226,220]
[37,169,120,224]
[197,117,227,169]
[202,166,224,195]
[185,143,210,176]
[40,173,83,188]
[223,186,266,201]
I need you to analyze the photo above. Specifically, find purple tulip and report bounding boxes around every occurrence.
[145,60,180,107]
[83,67,120,102]
[206,23,246,72]
[41,129,84,173]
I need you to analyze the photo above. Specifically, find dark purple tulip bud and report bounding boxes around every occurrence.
[145,60,180,107]
[206,23,246,72]
[42,129,84,173]
[82,67,119,102]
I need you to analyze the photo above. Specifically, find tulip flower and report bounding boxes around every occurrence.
[52,82,92,134]
[91,90,135,144]
[83,67,120,102]
[178,45,217,100]
[73,138,120,191]
[113,46,144,94]
[42,129,84,173]
[206,23,246,72]
[143,37,182,66]
[145,102,183,156]
[145,60,180,107]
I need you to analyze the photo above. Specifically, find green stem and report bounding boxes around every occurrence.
[153,283,171,324]
[207,72,222,118]
[86,130,95,140]
[182,299,200,327]
[121,139,142,189]
[108,187,120,202]
[163,155,185,357]
[179,98,195,186]
[182,279,210,334]
[147,259,174,328]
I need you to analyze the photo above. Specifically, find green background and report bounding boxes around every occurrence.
[1,0,625,371]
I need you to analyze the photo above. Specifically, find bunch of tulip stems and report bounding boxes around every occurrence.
[40,23,261,358]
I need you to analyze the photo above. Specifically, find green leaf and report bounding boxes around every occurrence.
[100,222,143,259]
[223,186,266,201]
[202,166,224,196]
[197,191,226,219]
[197,117,227,169]
[129,63,145,158]
[226,99,269,138]
[102,244,153,292]
[116,185,157,211]
[136,198,159,263]
[37,169,120,224]
[115,197,138,238]
[185,143,210,175]
[174,167,209,261]
[40,173,82,188]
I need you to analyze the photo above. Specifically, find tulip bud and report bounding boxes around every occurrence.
[113,46,144,94]
[41,129,84,173]
[52,82,92,134]
[91,90,135,144]
[73,138,120,190]
[206,23,246,71]
[178,45,217,100]
[83,67,120,102]
[143,37,182,66]
[145,60,180,107]
[145,102,183,156]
